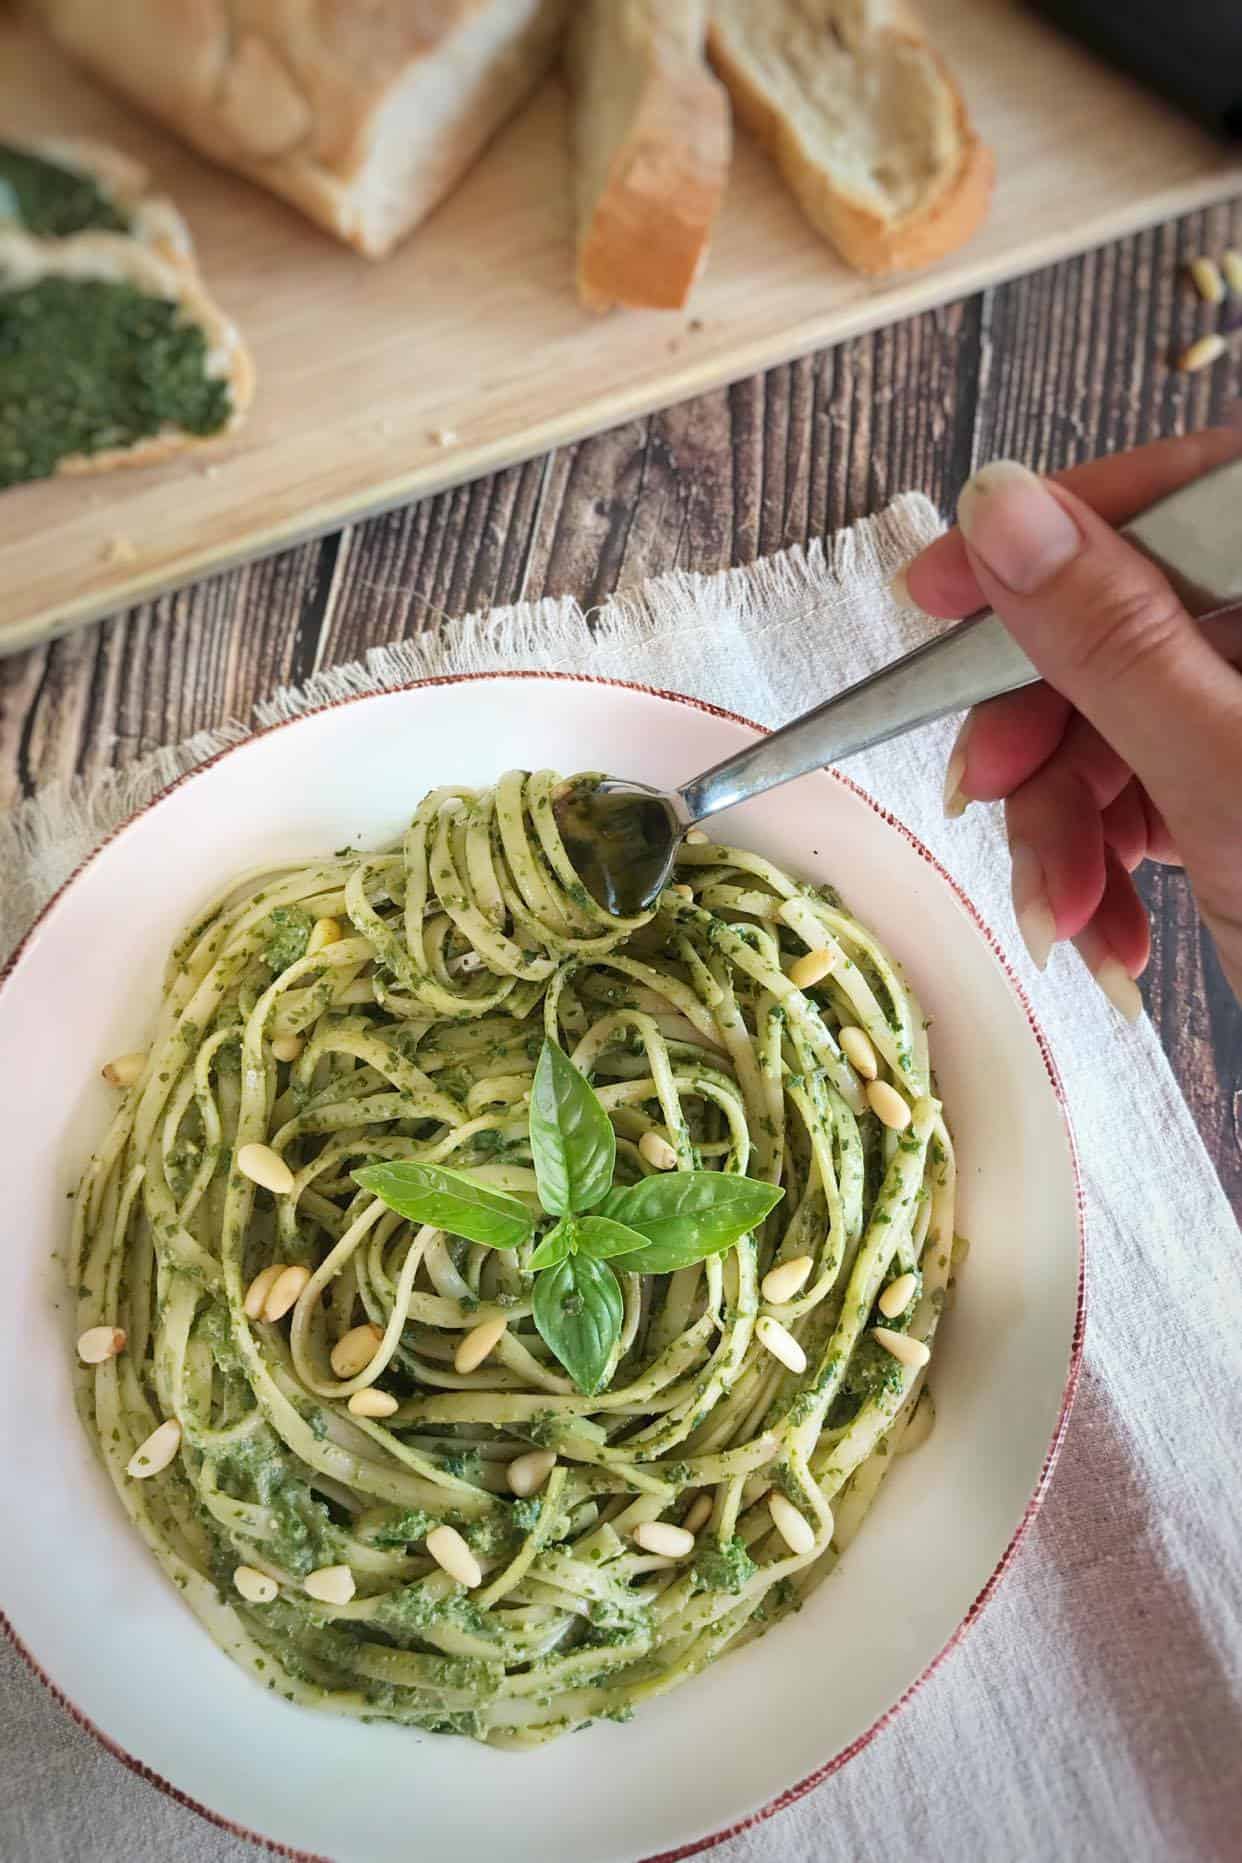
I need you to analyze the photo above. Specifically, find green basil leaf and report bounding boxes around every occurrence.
[529,1039,616,1215]
[573,1215,652,1261]
[598,1172,784,1274]
[353,1162,534,1251]
[528,1217,575,1271]
[532,1252,623,1394]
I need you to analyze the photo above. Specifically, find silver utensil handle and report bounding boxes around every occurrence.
[679,453,1242,825]
[679,614,1035,820]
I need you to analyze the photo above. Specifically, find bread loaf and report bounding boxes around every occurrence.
[29,0,570,258]
[568,0,731,312]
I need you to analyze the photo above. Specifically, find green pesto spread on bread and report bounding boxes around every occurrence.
[0,275,232,488]
[0,142,132,237]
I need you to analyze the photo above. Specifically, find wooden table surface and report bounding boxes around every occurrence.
[3,202,1240,1217]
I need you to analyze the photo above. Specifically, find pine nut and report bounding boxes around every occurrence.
[789,948,833,989]
[878,1271,918,1319]
[237,1142,294,1195]
[454,1315,508,1375]
[755,1315,807,1375]
[769,1491,816,1557]
[638,1130,679,1171]
[671,883,694,900]
[234,1565,278,1604]
[838,1025,878,1080]
[271,1033,303,1063]
[866,1080,911,1131]
[1223,250,1242,296]
[426,1524,482,1588]
[243,1263,284,1320]
[77,1325,125,1365]
[101,1051,146,1088]
[872,1325,931,1369]
[127,1418,181,1479]
[633,1520,696,1559]
[1188,256,1226,304]
[263,1263,310,1323]
[684,828,709,844]
[507,1449,556,1498]
[306,916,342,956]
[330,1322,383,1378]
[760,1255,814,1304]
[347,1388,399,1418]
[304,1564,356,1605]
[682,1492,713,1535]
[1179,333,1227,373]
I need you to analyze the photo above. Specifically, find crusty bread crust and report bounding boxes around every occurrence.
[0,227,254,476]
[30,0,569,258]
[707,0,992,276]
[570,2,731,313]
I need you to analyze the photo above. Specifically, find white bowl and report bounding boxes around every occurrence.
[0,674,1083,1863]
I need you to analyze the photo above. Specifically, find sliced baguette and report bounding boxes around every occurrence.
[568,0,731,312]
[708,0,992,275]
[30,0,570,259]
[0,228,253,479]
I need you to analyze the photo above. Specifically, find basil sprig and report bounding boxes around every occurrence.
[354,1040,782,1394]
[532,1252,624,1396]
[529,1038,616,1215]
[352,1160,534,1251]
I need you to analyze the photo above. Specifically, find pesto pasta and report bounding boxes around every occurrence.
[70,769,956,1746]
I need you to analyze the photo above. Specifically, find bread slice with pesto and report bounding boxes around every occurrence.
[707,0,992,275]
[567,1,731,312]
[0,137,195,266]
[0,228,254,488]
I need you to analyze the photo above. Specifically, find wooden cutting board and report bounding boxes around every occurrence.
[2,3,1239,655]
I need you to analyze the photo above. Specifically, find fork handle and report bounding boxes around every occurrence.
[679,454,1242,824]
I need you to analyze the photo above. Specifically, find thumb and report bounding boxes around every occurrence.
[955,460,1242,826]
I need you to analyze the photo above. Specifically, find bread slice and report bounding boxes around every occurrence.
[567,0,731,312]
[0,228,253,483]
[707,0,992,275]
[1,136,195,263]
[30,0,570,259]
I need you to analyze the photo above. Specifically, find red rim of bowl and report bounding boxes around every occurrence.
[0,669,1087,1863]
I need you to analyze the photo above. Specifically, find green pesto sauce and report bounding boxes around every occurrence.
[692,1535,757,1596]
[0,278,231,488]
[0,144,131,236]
[826,1335,905,1429]
[263,906,313,973]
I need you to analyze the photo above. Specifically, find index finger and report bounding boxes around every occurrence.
[904,425,1242,618]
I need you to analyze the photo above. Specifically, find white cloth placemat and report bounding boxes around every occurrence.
[3,494,1239,1863]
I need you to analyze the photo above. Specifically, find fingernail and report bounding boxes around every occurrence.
[957,461,1082,594]
[1073,927,1144,1023]
[1010,841,1056,970]
[942,714,974,819]
[889,566,913,608]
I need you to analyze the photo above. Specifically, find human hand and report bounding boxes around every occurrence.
[898,428,1242,1014]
